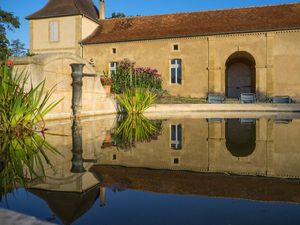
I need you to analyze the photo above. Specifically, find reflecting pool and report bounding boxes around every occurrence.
[1,114,300,225]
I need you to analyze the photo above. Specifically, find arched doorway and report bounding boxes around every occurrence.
[225,52,256,98]
[225,119,256,157]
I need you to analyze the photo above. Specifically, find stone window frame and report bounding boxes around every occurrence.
[49,20,60,43]
[170,123,183,150]
[109,61,118,75]
[170,58,182,85]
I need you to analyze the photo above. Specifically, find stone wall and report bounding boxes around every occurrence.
[83,29,300,101]
[12,53,116,120]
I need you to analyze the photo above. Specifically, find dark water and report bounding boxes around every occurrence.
[1,115,300,225]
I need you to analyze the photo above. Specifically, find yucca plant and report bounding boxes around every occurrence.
[0,64,62,133]
[112,115,162,150]
[116,87,157,114]
[0,131,60,198]
[0,62,63,198]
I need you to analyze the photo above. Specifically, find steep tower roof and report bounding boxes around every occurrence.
[81,3,300,44]
[26,0,99,23]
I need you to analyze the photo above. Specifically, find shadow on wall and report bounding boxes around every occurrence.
[12,53,116,119]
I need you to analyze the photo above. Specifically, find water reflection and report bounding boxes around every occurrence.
[0,132,58,197]
[29,186,99,225]
[71,119,96,173]
[225,119,256,157]
[2,115,300,225]
[96,116,300,197]
[111,115,162,151]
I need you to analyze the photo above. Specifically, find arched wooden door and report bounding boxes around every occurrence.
[226,52,256,98]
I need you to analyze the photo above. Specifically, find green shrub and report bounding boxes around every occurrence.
[111,59,163,94]
[0,63,62,133]
[0,131,60,196]
[112,115,162,151]
[116,87,157,114]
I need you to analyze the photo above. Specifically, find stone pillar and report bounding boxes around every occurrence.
[29,21,34,53]
[266,33,275,97]
[207,37,216,94]
[75,16,82,56]
[71,63,85,117]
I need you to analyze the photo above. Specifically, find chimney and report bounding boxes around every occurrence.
[99,0,105,20]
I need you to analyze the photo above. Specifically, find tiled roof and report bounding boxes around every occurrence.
[26,0,99,23]
[82,3,300,44]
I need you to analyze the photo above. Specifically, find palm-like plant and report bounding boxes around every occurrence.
[0,131,60,198]
[116,87,157,114]
[112,115,162,151]
[0,64,62,133]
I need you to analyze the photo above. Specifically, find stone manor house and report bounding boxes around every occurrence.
[26,0,300,100]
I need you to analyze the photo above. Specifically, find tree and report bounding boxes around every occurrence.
[0,7,20,60]
[9,39,26,57]
[111,12,126,18]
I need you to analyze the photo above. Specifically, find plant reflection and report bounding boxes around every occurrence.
[0,131,59,198]
[111,115,162,151]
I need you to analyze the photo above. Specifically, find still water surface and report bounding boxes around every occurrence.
[1,114,300,225]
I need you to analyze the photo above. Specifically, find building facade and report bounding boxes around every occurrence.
[27,1,300,101]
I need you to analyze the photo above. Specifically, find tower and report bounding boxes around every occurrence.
[26,0,100,55]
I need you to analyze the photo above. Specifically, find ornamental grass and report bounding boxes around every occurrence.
[0,63,62,134]
[116,87,157,114]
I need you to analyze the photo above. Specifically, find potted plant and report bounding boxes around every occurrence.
[101,71,112,95]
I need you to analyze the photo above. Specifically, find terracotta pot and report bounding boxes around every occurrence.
[105,131,111,142]
[104,85,111,95]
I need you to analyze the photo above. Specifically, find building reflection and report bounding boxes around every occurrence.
[94,116,300,204]
[28,116,116,224]
[98,117,300,179]
[27,115,300,224]
[225,119,256,157]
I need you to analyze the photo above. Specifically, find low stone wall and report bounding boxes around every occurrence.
[12,53,117,120]
[0,209,54,225]
[145,103,300,115]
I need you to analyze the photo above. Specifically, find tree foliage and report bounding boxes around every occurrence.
[9,39,26,57]
[0,7,20,60]
[111,12,126,18]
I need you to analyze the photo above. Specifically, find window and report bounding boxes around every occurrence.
[171,124,182,150]
[112,154,117,160]
[173,44,179,51]
[49,21,59,42]
[112,48,117,54]
[170,59,182,84]
[109,62,118,75]
[173,158,180,164]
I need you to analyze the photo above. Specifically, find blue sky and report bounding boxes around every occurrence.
[1,0,298,48]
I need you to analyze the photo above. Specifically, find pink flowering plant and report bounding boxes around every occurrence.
[111,59,163,94]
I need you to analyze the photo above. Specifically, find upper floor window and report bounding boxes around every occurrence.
[110,62,118,75]
[49,21,59,42]
[171,124,182,150]
[170,59,182,84]
[173,44,179,51]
